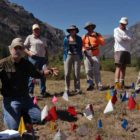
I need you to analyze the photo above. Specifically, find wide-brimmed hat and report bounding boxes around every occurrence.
[66,25,79,33]
[84,22,96,30]
[32,24,40,30]
[119,17,128,25]
[9,38,24,49]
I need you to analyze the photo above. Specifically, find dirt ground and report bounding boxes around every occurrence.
[0,67,140,140]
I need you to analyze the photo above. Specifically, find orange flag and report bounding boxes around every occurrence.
[136,103,140,110]
[115,82,121,90]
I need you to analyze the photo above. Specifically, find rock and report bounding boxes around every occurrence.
[77,124,88,137]
[0,0,65,58]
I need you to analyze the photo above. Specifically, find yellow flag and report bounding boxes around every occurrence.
[115,82,121,90]
[136,103,140,110]
[105,90,112,101]
[50,121,56,131]
[18,116,26,136]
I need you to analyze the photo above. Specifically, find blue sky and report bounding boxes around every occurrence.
[9,0,140,35]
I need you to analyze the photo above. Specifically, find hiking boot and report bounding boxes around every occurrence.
[75,89,82,94]
[87,85,94,91]
[98,86,104,91]
[41,92,51,98]
[29,93,34,98]
[66,90,70,95]
[120,83,125,89]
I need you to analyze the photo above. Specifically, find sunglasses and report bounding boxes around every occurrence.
[14,46,23,50]
[69,29,76,32]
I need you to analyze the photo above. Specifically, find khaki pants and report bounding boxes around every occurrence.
[84,56,102,87]
[64,54,81,91]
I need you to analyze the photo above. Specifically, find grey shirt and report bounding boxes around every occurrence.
[24,34,47,57]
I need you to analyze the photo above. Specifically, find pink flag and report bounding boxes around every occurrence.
[52,96,58,104]
[33,96,37,105]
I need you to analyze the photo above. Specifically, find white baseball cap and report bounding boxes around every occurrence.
[119,17,128,25]
[32,24,40,30]
[9,38,24,49]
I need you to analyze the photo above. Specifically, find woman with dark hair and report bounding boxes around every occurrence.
[63,25,83,95]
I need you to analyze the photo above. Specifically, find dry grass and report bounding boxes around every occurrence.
[0,67,140,140]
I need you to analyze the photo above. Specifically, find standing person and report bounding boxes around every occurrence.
[63,25,83,95]
[0,38,58,130]
[24,24,48,97]
[114,17,133,88]
[82,22,105,91]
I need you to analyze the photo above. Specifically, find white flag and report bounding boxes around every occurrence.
[83,108,93,120]
[104,100,113,114]
[41,105,48,121]
[62,92,69,101]
[83,104,94,120]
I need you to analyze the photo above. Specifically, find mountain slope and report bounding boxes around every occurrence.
[0,0,65,58]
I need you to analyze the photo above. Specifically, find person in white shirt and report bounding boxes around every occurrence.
[24,24,48,97]
[114,17,132,88]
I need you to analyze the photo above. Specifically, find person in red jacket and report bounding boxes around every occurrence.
[82,22,105,91]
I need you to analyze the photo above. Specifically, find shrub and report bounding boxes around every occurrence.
[128,58,137,67]
[48,55,86,80]
[135,57,140,71]
[49,56,117,80]
[100,58,115,72]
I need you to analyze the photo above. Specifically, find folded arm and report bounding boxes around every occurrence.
[114,29,132,42]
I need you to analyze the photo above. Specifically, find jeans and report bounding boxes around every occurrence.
[28,56,47,95]
[2,96,41,130]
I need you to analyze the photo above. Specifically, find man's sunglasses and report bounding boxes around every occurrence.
[14,46,23,50]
